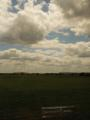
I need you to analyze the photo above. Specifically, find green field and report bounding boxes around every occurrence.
[0,73,90,119]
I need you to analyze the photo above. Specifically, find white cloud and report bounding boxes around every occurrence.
[0,0,90,44]
[71,19,90,35]
[0,0,10,12]
[0,1,48,44]
[0,40,90,72]
[0,0,90,73]
[0,0,64,44]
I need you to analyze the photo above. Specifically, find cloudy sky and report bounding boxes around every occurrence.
[0,0,90,73]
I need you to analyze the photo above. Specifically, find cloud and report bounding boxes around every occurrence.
[0,40,90,72]
[0,0,10,12]
[54,0,90,35]
[65,42,90,57]
[32,40,90,58]
[0,14,46,44]
[71,19,90,35]
[0,0,90,44]
[55,0,90,18]
[0,0,64,44]
[0,0,49,44]
[0,48,42,61]
[8,0,28,13]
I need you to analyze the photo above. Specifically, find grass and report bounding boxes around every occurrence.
[0,74,90,119]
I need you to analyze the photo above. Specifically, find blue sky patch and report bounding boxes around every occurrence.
[47,28,89,43]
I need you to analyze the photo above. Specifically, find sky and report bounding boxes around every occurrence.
[0,0,90,73]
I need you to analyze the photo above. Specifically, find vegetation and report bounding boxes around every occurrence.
[0,73,90,119]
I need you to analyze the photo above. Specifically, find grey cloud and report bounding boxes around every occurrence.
[55,0,90,18]
[0,15,45,44]
[55,0,90,35]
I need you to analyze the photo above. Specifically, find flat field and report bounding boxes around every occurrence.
[0,73,90,119]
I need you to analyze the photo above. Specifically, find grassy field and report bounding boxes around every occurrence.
[0,73,90,119]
